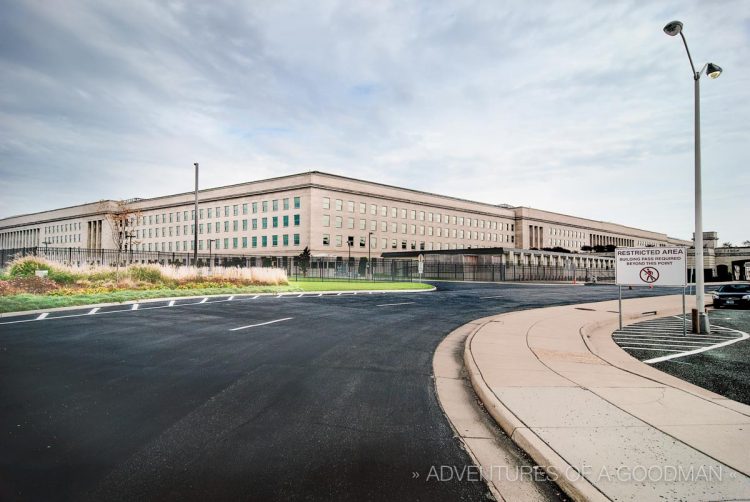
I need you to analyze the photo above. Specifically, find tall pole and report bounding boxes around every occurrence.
[368,232,373,279]
[193,162,199,266]
[693,75,707,332]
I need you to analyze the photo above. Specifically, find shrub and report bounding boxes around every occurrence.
[127,265,164,283]
[8,257,78,284]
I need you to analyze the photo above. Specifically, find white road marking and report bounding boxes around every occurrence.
[376,302,415,307]
[168,300,175,306]
[620,347,683,353]
[131,303,139,310]
[336,293,343,296]
[228,296,234,301]
[643,327,750,364]
[297,294,304,298]
[199,298,208,304]
[480,296,504,299]
[619,342,709,349]
[229,317,293,332]
[88,308,100,315]
[251,295,259,300]
[36,313,48,320]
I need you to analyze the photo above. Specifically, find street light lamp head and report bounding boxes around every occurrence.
[706,63,722,79]
[663,20,683,36]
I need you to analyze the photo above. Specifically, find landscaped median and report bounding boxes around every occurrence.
[0,257,432,314]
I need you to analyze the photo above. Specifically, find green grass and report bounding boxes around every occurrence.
[0,281,431,313]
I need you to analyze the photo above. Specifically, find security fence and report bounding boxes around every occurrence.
[1,246,614,283]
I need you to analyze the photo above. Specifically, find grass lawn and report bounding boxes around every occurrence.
[0,281,432,314]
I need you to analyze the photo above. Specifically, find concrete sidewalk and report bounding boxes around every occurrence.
[464,295,750,501]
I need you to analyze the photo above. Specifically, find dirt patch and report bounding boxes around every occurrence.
[0,277,62,295]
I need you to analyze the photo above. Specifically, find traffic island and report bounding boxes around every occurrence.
[457,295,750,501]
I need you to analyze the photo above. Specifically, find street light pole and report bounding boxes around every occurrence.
[368,231,373,280]
[664,20,721,334]
[193,162,199,266]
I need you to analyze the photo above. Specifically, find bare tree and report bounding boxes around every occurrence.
[101,199,141,276]
[743,240,750,247]
[721,242,733,248]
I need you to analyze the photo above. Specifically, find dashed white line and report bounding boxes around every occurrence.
[199,298,208,304]
[168,300,176,306]
[131,303,139,311]
[376,302,415,307]
[36,313,48,320]
[228,296,234,301]
[88,308,100,315]
[229,317,293,332]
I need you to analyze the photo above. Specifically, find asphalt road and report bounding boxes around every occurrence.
[0,282,687,501]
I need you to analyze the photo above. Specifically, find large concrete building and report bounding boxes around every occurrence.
[0,171,690,260]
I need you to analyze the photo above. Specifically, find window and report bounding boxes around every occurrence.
[233,220,238,231]
[262,218,268,229]
[347,201,354,213]
[224,206,230,217]
[401,240,407,250]
[242,219,248,231]
[224,221,230,232]
[436,214,441,224]
[252,202,258,214]
[242,237,248,248]
[252,219,258,230]
[215,222,220,232]
[410,224,416,235]
[283,234,289,246]
[242,203,248,215]
[335,199,343,211]
[294,214,300,226]
[370,220,376,231]
[294,197,300,209]
[233,237,238,248]
[401,223,407,234]
[272,217,278,228]
[262,201,268,212]
[293,234,300,245]
[428,213,433,222]
[252,236,257,248]
[224,238,229,248]
[359,237,366,247]
[380,206,387,217]
[335,216,342,228]
[323,215,330,227]
[370,204,377,215]
[207,208,212,219]
[419,211,425,221]
[359,219,366,230]
[347,218,354,229]
[400,208,407,219]
[272,200,278,211]
[391,207,397,218]
[410,210,416,220]
[323,197,330,209]
[359,202,366,214]
[283,198,290,210]
[323,234,330,246]
[261,236,267,247]
[272,235,278,247]
[283,215,289,227]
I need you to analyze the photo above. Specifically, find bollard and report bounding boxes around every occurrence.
[691,308,700,334]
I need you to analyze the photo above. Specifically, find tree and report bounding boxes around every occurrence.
[297,246,311,277]
[721,242,733,248]
[101,199,141,276]
[581,245,593,252]
[743,240,750,247]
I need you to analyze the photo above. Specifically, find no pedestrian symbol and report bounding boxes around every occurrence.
[639,267,659,283]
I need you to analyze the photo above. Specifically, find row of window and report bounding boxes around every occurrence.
[322,215,512,241]
[321,197,513,231]
[135,234,302,252]
[136,197,302,226]
[319,234,508,251]
[134,215,301,239]
[44,222,82,234]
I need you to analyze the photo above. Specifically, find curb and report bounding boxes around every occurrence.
[0,286,436,318]
[463,324,607,502]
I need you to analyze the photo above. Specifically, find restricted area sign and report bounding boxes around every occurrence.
[615,247,687,287]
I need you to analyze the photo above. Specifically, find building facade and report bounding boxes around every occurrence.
[0,171,691,259]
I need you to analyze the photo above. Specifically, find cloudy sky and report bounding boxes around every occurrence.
[1,0,748,244]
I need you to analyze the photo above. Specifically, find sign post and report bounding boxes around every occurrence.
[615,247,688,333]
[417,254,424,283]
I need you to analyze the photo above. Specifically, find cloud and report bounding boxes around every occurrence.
[0,0,748,243]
